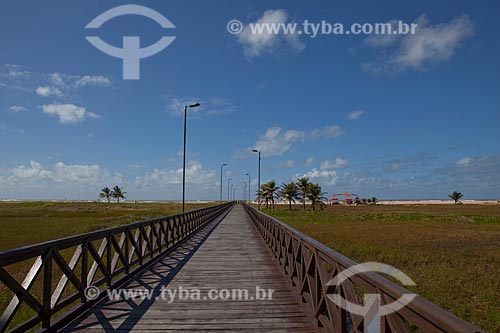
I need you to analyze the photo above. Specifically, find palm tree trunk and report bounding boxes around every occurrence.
[117,197,120,204]
[289,200,292,210]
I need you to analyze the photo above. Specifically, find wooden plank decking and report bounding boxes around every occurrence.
[62,205,317,332]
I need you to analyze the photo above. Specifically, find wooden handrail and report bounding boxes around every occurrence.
[243,204,485,333]
[0,202,234,333]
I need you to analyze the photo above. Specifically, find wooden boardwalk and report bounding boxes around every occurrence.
[62,205,317,332]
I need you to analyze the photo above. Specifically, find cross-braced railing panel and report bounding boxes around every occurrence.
[0,202,233,333]
[243,204,485,333]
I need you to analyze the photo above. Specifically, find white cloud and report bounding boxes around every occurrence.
[237,9,305,58]
[165,97,235,118]
[253,126,304,157]
[2,66,112,98]
[129,164,143,170]
[36,86,63,97]
[136,161,215,188]
[347,110,364,120]
[51,162,107,183]
[1,64,29,79]
[363,20,402,48]
[86,112,100,119]
[320,158,349,170]
[10,161,51,180]
[238,125,343,159]
[8,105,28,113]
[7,160,116,185]
[48,73,65,86]
[308,125,343,140]
[276,160,295,168]
[457,157,473,166]
[0,159,219,200]
[41,104,99,124]
[362,15,474,72]
[305,157,314,166]
[49,73,112,89]
[299,168,338,186]
[73,75,112,88]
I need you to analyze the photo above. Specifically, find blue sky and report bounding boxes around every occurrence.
[1,0,499,200]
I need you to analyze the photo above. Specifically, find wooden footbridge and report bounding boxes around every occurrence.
[0,202,485,332]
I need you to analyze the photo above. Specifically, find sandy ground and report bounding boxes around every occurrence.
[378,200,500,205]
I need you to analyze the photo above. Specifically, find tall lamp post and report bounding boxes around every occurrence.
[245,173,250,204]
[242,182,247,202]
[220,163,227,202]
[252,149,261,209]
[231,184,235,201]
[182,102,200,213]
[227,178,232,201]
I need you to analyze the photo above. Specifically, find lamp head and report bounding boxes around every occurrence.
[188,103,200,108]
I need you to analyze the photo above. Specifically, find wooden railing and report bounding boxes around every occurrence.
[243,204,485,333]
[0,202,234,333]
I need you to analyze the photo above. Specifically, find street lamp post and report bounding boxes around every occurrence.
[231,184,235,201]
[252,149,261,209]
[245,173,250,204]
[220,163,227,202]
[227,178,232,201]
[182,102,200,213]
[242,182,247,202]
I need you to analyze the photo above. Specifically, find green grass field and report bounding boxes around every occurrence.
[265,204,500,332]
[0,202,499,331]
[0,201,216,251]
[0,201,216,331]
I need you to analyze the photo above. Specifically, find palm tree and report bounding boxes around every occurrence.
[279,182,301,210]
[297,177,310,210]
[448,191,463,204]
[307,183,328,211]
[371,197,378,205]
[99,187,112,203]
[112,186,126,203]
[260,180,279,209]
[257,187,269,209]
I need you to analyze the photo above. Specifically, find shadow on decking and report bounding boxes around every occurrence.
[63,211,228,332]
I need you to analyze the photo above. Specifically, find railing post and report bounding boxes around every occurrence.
[137,226,142,265]
[42,248,53,329]
[150,222,154,258]
[81,241,88,303]
[124,230,130,274]
[106,234,112,286]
